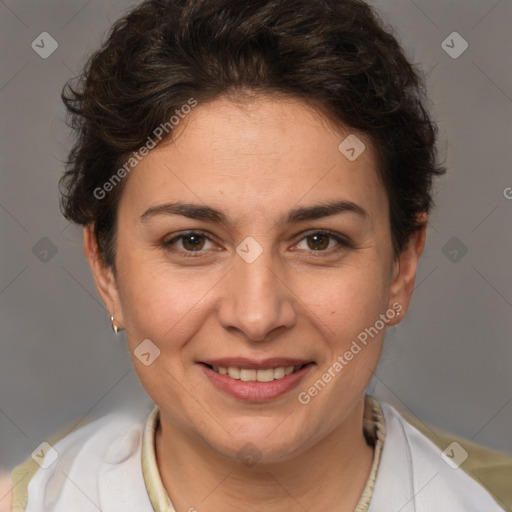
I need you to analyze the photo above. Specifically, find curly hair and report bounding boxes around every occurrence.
[60,0,445,267]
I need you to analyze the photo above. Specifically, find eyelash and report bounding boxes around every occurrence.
[162,230,353,258]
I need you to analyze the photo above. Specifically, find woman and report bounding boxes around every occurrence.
[5,0,511,510]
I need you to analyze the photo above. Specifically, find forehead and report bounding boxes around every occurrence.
[118,95,387,225]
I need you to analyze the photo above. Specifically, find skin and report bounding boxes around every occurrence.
[83,94,426,512]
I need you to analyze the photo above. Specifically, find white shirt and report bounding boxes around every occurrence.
[10,397,508,512]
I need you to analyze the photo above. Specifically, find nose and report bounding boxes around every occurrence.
[217,246,297,342]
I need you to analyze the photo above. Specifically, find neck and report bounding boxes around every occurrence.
[155,397,374,512]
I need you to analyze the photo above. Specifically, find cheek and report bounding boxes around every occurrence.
[115,252,207,345]
[298,260,390,398]
[302,258,390,333]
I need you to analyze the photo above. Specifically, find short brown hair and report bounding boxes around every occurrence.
[60,0,445,267]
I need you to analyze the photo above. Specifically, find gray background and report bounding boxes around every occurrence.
[1,0,511,476]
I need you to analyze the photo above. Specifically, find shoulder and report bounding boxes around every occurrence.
[371,400,512,512]
[8,404,155,512]
[399,405,512,511]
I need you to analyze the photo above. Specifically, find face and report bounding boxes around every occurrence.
[86,94,424,462]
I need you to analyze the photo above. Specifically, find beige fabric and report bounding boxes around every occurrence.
[355,396,387,512]
[141,395,387,512]
[401,410,512,512]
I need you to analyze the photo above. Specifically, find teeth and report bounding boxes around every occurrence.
[256,368,275,382]
[227,367,241,379]
[211,364,304,382]
[240,369,256,381]
[273,367,285,379]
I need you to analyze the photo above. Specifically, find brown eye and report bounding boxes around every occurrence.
[181,233,206,251]
[306,233,330,251]
[163,231,215,255]
[294,230,352,256]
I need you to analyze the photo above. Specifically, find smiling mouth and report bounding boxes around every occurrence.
[201,363,313,382]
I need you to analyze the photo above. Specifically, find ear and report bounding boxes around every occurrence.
[83,224,124,328]
[387,214,427,326]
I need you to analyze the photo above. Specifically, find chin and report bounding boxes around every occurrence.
[203,417,310,462]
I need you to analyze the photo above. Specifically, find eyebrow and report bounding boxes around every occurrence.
[140,200,368,227]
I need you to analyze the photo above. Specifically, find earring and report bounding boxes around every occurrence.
[110,315,120,334]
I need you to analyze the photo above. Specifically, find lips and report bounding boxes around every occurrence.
[200,357,312,369]
[198,358,315,401]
